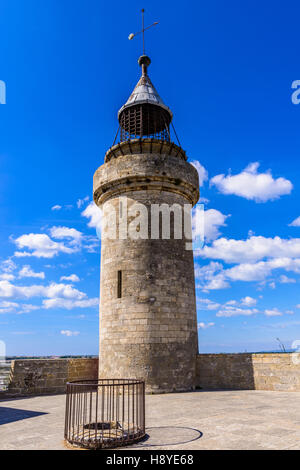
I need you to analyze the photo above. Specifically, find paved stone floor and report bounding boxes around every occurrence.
[1,390,300,450]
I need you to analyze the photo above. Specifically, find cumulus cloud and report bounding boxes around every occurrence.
[0,301,39,315]
[60,274,80,283]
[50,226,82,241]
[18,304,40,314]
[44,298,98,309]
[193,208,229,243]
[51,204,73,211]
[198,322,215,329]
[196,252,300,289]
[81,202,102,232]
[61,330,80,337]
[0,273,15,281]
[50,226,98,253]
[190,161,208,187]
[225,262,272,282]
[1,259,17,273]
[216,306,259,317]
[279,275,296,284]
[195,262,230,291]
[13,233,77,258]
[210,162,293,202]
[0,280,86,300]
[289,217,300,227]
[0,301,19,314]
[265,308,283,317]
[204,209,229,242]
[77,196,89,209]
[197,298,221,310]
[199,235,300,264]
[19,265,45,279]
[241,296,257,306]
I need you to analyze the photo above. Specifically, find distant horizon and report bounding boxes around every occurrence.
[3,349,296,360]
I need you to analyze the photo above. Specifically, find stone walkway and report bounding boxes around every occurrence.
[1,390,300,450]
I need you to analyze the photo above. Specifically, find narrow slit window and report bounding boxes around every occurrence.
[117,270,122,298]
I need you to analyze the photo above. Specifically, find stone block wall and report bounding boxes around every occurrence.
[2,353,300,397]
[196,353,300,391]
[94,148,200,393]
[4,358,98,397]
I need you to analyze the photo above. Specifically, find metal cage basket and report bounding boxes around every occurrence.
[64,379,145,449]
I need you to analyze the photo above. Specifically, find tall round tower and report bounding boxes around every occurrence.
[93,55,199,393]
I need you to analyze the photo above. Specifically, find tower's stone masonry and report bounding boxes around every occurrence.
[94,54,199,393]
[94,141,199,393]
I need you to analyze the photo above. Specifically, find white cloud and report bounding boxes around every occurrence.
[1,259,17,273]
[0,280,86,300]
[0,300,39,315]
[225,300,237,306]
[19,265,45,280]
[50,226,82,241]
[195,262,230,291]
[226,262,272,282]
[198,322,215,329]
[77,196,89,209]
[265,308,283,317]
[18,304,40,314]
[216,306,259,318]
[51,204,74,211]
[193,208,229,243]
[61,330,80,337]
[289,217,300,227]
[44,298,98,309]
[241,296,257,306]
[82,202,102,232]
[216,299,284,318]
[210,162,293,202]
[14,233,77,258]
[190,161,208,187]
[199,197,210,204]
[0,301,19,314]
[196,250,300,289]
[199,235,300,264]
[279,275,296,284]
[197,298,221,310]
[60,274,80,283]
[0,273,15,281]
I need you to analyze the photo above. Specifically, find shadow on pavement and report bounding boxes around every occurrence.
[131,426,203,447]
[0,407,48,425]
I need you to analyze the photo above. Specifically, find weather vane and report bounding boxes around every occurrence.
[128,9,159,55]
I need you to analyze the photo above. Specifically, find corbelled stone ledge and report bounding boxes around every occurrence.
[94,151,199,206]
[104,139,187,163]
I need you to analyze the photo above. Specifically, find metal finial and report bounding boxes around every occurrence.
[128,9,159,56]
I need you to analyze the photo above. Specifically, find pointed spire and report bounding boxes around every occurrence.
[118,55,172,119]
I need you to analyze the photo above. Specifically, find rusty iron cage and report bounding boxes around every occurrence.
[119,103,171,142]
[64,379,145,449]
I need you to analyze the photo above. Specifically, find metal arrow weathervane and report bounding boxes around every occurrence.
[128,9,159,55]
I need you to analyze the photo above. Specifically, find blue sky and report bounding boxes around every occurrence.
[1,0,300,355]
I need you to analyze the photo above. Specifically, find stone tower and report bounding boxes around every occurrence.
[93,55,199,393]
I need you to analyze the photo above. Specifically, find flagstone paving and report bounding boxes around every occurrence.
[1,390,300,450]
